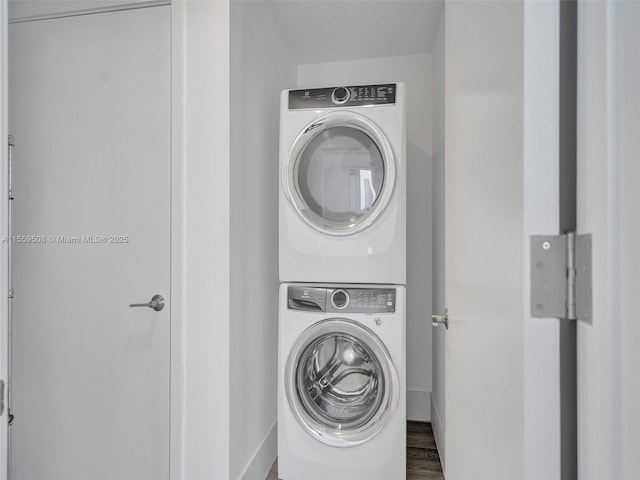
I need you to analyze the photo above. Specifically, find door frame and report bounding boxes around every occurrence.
[1,2,185,479]
[170,1,232,479]
[169,2,185,479]
[0,1,9,479]
[576,1,640,478]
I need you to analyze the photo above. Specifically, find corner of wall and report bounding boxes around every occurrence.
[431,397,446,474]
[228,2,295,479]
[238,422,277,480]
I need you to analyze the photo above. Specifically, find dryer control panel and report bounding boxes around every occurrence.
[289,84,396,110]
[288,285,396,314]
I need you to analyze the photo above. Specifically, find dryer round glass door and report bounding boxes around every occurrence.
[284,111,396,236]
[285,318,400,447]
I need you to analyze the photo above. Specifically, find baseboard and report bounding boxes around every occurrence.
[239,421,277,480]
[431,399,446,474]
[407,390,431,422]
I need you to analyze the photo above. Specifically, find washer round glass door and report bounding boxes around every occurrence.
[285,318,400,447]
[283,111,396,236]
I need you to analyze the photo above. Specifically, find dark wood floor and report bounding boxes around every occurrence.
[266,421,444,479]
[406,421,445,479]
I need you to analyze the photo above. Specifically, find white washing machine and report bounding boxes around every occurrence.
[278,283,406,480]
[279,83,406,284]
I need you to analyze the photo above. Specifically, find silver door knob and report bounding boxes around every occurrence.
[130,294,165,312]
[432,308,449,329]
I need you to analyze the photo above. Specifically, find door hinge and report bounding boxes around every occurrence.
[531,233,592,320]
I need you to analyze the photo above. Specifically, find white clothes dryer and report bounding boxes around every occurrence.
[279,83,406,284]
[278,283,406,480]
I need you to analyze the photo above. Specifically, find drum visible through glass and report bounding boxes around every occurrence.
[296,332,385,430]
[296,126,385,226]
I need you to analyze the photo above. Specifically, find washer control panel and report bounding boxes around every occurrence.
[289,84,396,110]
[288,285,396,314]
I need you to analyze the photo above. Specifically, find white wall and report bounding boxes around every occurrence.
[180,1,231,478]
[430,5,446,466]
[229,2,295,479]
[577,1,640,479]
[297,55,434,421]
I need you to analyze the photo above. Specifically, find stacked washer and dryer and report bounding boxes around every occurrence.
[278,83,407,480]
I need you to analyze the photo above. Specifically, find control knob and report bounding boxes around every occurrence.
[331,289,349,309]
[331,87,350,104]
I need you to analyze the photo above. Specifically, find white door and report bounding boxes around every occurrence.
[441,2,526,479]
[8,6,170,479]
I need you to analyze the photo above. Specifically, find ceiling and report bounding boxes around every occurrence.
[268,0,444,65]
